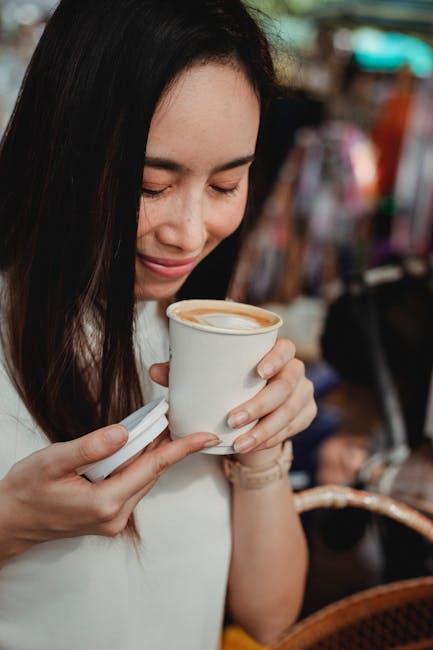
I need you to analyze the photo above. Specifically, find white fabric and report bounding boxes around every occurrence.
[0,300,231,650]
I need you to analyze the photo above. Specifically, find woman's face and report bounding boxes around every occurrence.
[135,62,261,301]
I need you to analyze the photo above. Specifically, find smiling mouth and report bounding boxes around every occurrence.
[136,253,200,279]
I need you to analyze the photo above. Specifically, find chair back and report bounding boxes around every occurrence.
[272,486,433,649]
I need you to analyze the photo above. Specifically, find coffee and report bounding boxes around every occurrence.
[171,304,278,332]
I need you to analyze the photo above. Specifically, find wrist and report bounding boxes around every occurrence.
[233,443,283,469]
[0,480,32,567]
[224,440,293,490]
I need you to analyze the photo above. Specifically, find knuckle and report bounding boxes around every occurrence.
[94,498,120,523]
[256,424,270,441]
[283,401,296,421]
[242,401,256,419]
[279,377,295,395]
[295,359,305,376]
[151,452,171,479]
[38,448,55,476]
[77,440,99,466]
[182,439,199,456]
[189,442,202,456]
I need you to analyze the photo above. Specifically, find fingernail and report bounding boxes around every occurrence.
[234,436,257,453]
[258,363,274,379]
[104,426,128,444]
[228,411,249,428]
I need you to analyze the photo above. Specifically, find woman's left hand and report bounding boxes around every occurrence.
[228,339,317,455]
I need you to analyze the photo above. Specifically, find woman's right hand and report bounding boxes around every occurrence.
[0,424,219,565]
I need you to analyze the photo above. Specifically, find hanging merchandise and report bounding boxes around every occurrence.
[392,75,433,256]
[230,121,378,304]
[296,122,377,239]
[294,122,378,293]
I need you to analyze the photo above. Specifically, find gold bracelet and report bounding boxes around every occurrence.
[223,440,293,490]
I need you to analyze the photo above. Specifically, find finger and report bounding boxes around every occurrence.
[254,401,318,451]
[227,378,298,429]
[228,362,306,429]
[253,429,291,452]
[257,339,296,380]
[125,436,173,508]
[98,432,219,503]
[149,362,169,387]
[233,380,315,453]
[123,477,158,515]
[47,425,129,478]
[121,433,171,518]
[123,440,177,510]
[146,429,171,453]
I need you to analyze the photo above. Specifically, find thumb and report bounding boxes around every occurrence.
[149,362,169,387]
[48,425,128,478]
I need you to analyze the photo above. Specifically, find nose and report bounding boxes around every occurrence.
[155,193,207,254]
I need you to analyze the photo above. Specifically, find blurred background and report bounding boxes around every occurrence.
[1,0,433,621]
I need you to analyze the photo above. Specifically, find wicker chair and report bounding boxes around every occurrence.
[272,486,433,650]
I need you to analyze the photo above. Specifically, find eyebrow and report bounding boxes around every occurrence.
[143,154,255,174]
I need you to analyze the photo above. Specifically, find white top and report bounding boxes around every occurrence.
[0,300,231,650]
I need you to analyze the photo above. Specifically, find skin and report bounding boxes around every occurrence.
[0,63,315,644]
[134,62,257,303]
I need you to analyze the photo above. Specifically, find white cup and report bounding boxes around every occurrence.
[166,299,282,454]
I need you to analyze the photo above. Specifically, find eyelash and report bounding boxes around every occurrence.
[141,188,165,197]
[141,185,240,198]
[212,185,239,196]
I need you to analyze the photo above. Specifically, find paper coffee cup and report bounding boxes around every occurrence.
[166,299,282,454]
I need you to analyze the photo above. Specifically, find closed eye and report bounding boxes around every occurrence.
[141,184,241,198]
[211,185,240,196]
[141,187,166,197]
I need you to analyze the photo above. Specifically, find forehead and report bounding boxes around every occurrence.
[147,63,261,168]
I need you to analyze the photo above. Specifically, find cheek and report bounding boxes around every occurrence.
[137,202,154,239]
[207,187,249,241]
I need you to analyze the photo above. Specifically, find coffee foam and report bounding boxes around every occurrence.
[192,312,261,331]
[173,305,275,332]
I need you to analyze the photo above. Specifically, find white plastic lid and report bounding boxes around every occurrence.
[79,398,169,483]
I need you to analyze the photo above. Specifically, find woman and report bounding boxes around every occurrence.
[0,1,316,649]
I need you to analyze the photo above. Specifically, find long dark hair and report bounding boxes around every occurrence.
[0,0,275,535]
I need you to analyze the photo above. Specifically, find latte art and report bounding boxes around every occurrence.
[184,311,261,331]
[173,306,276,332]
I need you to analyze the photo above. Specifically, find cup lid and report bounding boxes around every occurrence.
[79,398,169,482]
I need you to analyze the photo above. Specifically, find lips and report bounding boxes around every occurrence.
[136,253,199,279]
